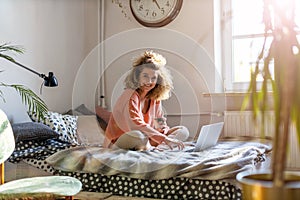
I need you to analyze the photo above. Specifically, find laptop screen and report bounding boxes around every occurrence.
[193,122,224,151]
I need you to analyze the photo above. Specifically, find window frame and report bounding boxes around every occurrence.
[221,0,267,92]
[221,0,300,92]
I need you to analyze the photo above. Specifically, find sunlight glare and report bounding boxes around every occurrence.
[232,0,264,35]
[292,45,299,55]
[232,0,300,83]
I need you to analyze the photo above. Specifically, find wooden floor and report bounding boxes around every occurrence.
[73,192,162,200]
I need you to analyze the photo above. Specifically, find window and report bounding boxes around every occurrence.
[222,0,300,91]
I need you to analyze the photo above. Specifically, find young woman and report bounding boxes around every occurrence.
[103,51,189,150]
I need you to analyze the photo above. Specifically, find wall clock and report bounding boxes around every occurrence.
[130,0,183,27]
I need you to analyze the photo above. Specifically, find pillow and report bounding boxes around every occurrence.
[29,111,79,144]
[64,109,82,116]
[65,104,95,116]
[12,122,58,142]
[75,104,95,115]
[95,106,111,130]
[76,115,105,146]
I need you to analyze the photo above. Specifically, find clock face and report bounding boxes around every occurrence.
[130,0,183,27]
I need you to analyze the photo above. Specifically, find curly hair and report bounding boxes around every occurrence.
[124,51,173,100]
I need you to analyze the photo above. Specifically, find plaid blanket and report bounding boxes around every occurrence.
[46,141,271,180]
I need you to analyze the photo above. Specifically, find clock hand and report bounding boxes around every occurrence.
[153,0,161,9]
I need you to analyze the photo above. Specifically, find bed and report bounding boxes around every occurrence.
[6,106,272,200]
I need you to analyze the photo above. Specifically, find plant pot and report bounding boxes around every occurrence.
[236,170,300,200]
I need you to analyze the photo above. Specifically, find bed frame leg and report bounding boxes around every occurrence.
[0,163,4,185]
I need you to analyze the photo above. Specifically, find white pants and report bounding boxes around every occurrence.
[114,126,189,150]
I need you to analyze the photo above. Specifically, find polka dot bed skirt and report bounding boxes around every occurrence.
[57,171,242,200]
[23,157,242,200]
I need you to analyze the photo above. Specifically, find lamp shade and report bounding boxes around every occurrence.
[43,72,58,87]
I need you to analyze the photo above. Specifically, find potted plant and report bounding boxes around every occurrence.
[0,43,48,120]
[237,0,300,199]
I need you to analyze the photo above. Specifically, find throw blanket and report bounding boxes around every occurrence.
[46,141,271,180]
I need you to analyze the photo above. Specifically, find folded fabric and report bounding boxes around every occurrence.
[95,106,111,130]
[76,115,105,146]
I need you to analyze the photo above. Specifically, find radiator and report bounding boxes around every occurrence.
[223,111,300,169]
[223,111,275,138]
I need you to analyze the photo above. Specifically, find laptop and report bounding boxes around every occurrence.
[189,122,224,152]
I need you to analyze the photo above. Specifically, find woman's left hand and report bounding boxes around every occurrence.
[163,137,185,150]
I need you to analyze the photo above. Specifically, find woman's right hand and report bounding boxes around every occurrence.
[163,137,185,150]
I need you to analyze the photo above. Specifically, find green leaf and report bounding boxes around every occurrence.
[0,120,8,135]
[0,89,5,103]
[0,83,48,121]
[0,176,82,198]
[0,43,24,63]
[0,43,48,122]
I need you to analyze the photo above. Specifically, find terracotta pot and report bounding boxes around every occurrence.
[237,171,300,200]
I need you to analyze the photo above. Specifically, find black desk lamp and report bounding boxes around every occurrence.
[10,60,58,87]
[0,43,58,87]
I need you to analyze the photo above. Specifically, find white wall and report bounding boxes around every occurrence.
[0,0,99,122]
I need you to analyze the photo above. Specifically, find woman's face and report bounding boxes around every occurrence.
[139,67,159,93]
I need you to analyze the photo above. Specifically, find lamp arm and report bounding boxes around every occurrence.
[9,60,43,78]
[2,57,58,87]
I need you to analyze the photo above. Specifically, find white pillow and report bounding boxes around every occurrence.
[29,111,79,144]
[76,115,105,146]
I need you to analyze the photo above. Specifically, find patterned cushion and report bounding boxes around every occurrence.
[29,111,78,144]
